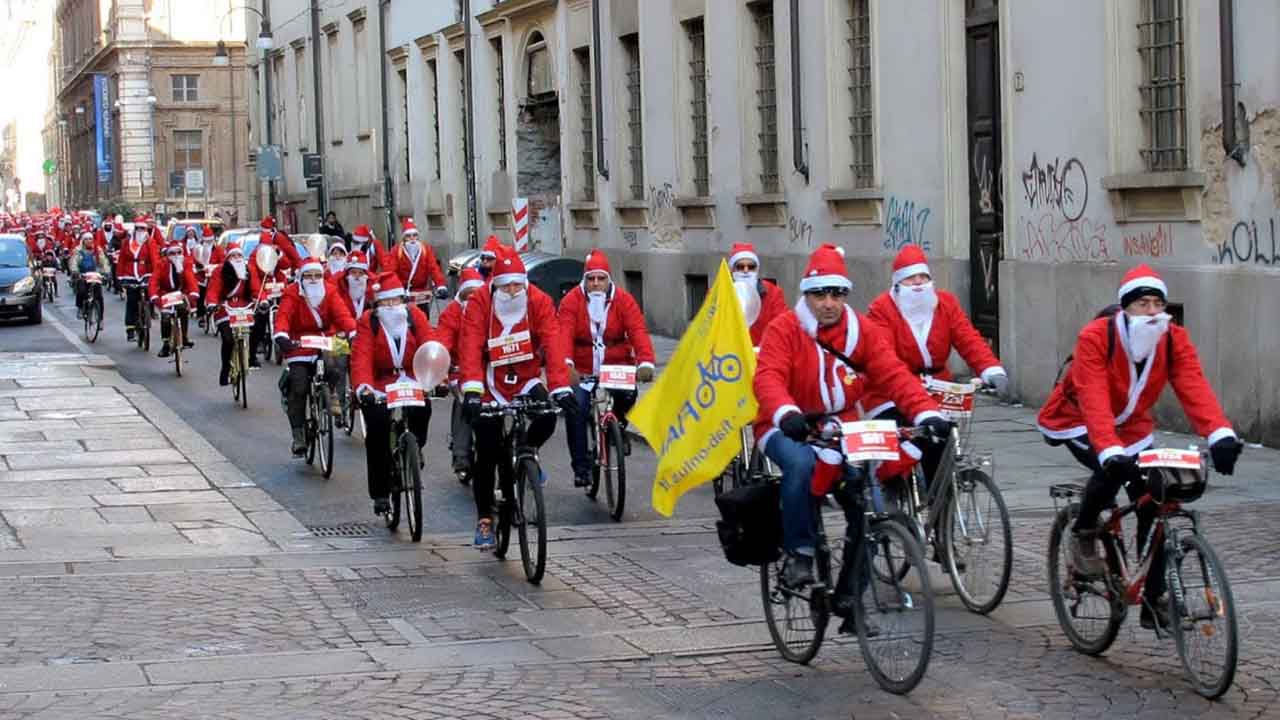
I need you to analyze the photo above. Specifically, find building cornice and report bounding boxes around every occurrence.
[477,0,555,27]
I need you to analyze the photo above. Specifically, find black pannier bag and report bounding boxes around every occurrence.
[714,481,782,567]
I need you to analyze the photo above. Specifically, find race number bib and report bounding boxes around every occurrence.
[925,378,975,420]
[264,281,284,298]
[42,268,56,277]
[1138,448,1202,470]
[488,330,533,367]
[228,308,254,328]
[408,290,431,305]
[83,272,103,284]
[299,335,334,352]
[386,381,425,409]
[840,420,901,463]
[161,291,186,309]
[599,365,637,391]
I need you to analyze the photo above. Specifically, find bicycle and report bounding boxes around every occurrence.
[580,365,637,522]
[125,279,153,351]
[257,282,285,365]
[158,292,187,377]
[226,306,254,409]
[1047,448,1237,699]
[873,378,1013,614]
[299,335,344,479]
[41,267,57,302]
[479,396,558,584]
[81,272,105,343]
[367,382,426,542]
[755,417,935,694]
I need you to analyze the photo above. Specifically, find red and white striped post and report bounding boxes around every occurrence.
[512,197,529,251]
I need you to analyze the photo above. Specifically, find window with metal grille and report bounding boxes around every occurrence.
[172,130,202,172]
[455,49,467,150]
[749,3,778,193]
[574,47,595,201]
[398,68,410,182]
[848,0,873,188]
[492,38,506,171]
[621,34,644,201]
[685,18,709,197]
[1137,0,1186,171]
[171,74,198,102]
[427,58,440,179]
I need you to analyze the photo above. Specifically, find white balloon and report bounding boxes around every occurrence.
[255,243,279,274]
[412,340,452,389]
[734,280,761,327]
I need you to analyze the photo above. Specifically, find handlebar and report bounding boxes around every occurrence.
[477,397,559,418]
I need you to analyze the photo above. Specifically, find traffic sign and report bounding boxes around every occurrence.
[302,153,322,178]
[185,169,205,191]
[256,145,283,180]
[305,176,322,189]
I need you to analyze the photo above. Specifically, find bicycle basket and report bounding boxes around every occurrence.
[1139,449,1206,503]
[714,481,781,567]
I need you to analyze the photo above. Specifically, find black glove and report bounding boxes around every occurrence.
[779,412,809,442]
[920,416,955,443]
[1103,453,1140,484]
[462,392,482,423]
[434,286,450,300]
[554,390,579,419]
[1209,436,1242,476]
[275,336,298,354]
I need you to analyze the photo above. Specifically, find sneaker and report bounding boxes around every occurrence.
[126,328,136,342]
[474,519,495,550]
[328,390,342,417]
[290,428,307,456]
[182,338,195,349]
[372,497,390,516]
[781,552,815,589]
[455,468,470,487]
[249,357,262,369]
[838,615,880,638]
[1070,530,1107,577]
[219,367,230,386]
[573,472,591,488]
[157,343,172,359]
[1140,596,1171,630]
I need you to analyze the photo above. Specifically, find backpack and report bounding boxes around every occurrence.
[1054,305,1174,386]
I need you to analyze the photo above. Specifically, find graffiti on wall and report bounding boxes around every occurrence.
[1020,214,1111,263]
[973,151,998,215]
[1122,224,1174,259]
[1212,218,1280,264]
[884,196,931,252]
[646,181,682,249]
[788,214,815,248]
[1021,153,1089,221]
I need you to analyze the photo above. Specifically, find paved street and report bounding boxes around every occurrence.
[0,287,1278,718]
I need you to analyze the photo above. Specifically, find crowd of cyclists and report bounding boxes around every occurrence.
[3,206,1248,697]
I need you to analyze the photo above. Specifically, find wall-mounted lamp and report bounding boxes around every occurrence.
[74,105,85,115]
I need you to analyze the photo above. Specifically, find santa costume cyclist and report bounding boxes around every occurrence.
[727,242,788,345]
[437,266,485,484]
[390,218,447,318]
[206,242,257,383]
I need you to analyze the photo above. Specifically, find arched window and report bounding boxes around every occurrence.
[524,31,554,99]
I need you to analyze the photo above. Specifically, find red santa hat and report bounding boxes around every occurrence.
[799,244,852,293]
[299,259,325,275]
[401,218,419,237]
[327,239,348,256]
[456,266,484,298]
[492,245,527,287]
[1118,263,1168,307]
[260,215,276,230]
[583,248,611,280]
[346,250,369,271]
[728,242,760,268]
[891,244,931,286]
[480,234,502,259]
[352,224,372,243]
[162,241,184,256]
[224,242,244,258]
[202,225,215,238]
[133,214,150,226]
[371,271,406,302]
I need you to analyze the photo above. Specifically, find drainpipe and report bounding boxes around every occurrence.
[591,0,608,180]
[378,0,396,245]
[1219,0,1246,166]
[310,0,327,217]
[789,0,808,182]
[461,0,479,249]
[262,0,276,215]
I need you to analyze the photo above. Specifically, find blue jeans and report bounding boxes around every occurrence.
[564,384,636,479]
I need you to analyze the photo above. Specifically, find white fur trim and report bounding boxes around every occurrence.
[375,287,405,301]
[772,404,801,427]
[286,355,318,364]
[900,441,923,461]
[798,274,853,293]
[353,235,370,244]
[1117,275,1167,304]
[550,386,572,399]
[564,358,575,367]
[347,259,369,270]
[493,272,527,287]
[461,380,485,395]
[1038,422,1087,440]
[272,331,289,340]
[892,262,931,285]
[299,260,324,275]
[865,400,895,419]
[912,410,944,425]
[980,366,1007,383]
[1097,445,1126,465]
[759,427,779,449]
[355,383,376,397]
[1207,427,1237,446]
[638,361,655,370]
[402,228,420,237]
[729,249,760,268]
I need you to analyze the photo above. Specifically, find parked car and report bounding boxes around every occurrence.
[165,218,225,244]
[0,234,41,324]
[446,249,584,307]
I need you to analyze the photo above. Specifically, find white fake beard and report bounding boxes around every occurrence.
[894,282,938,328]
[1126,312,1171,361]
[404,241,421,260]
[169,256,184,272]
[377,304,408,336]
[732,271,759,285]
[347,276,367,298]
[587,291,608,326]
[328,258,347,273]
[302,280,326,307]
[230,258,247,280]
[494,288,528,330]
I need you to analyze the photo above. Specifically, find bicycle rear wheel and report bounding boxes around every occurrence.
[172,322,183,377]
[760,551,828,664]
[493,490,512,559]
[516,457,547,583]
[1168,532,1237,699]
[943,468,1012,614]
[318,391,335,479]
[401,436,423,542]
[853,518,935,695]
[343,390,355,436]
[1047,503,1122,656]
[603,419,627,521]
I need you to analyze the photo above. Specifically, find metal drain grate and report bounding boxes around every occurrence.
[307,523,372,538]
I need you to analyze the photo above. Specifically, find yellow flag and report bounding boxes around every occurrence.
[630,261,758,517]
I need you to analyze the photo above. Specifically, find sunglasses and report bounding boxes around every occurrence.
[734,263,759,272]
[805,287,849,299]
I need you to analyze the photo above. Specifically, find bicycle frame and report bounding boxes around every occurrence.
[1095,494,1199,610]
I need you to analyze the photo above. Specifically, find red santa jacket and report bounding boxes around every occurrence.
[194,243,225,282]
[271,282,357,364]
[753,302,942,447]
[1037,312,1235,463]
[148,255,200,305]
[390,242,446,296]
[115,235,153,281]
[866,289,1002,381]
[205,261,256,327]
[459,284,571,403]
[557,284,656,375]
[749,279,789,347]
[436,299,465,383]
[350,305,434,394]
[92,229,110,254]
[249,262,290,304]
[250,229,303,276]
[349,239,382,273]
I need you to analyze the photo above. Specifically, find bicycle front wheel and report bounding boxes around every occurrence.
[172,324,183,377]
[516,457,547,583]
[853,518,935,695]
[1168,532,1238,699]
[1047,503,1121,656]
[401,436,423,542]
[943,468,1013,614]
[760,551,828,664]
[304,392,318,466]
[318,391,335,479]
[238,340,249,408]
[85,302,100,343]
[604,419,627,521]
